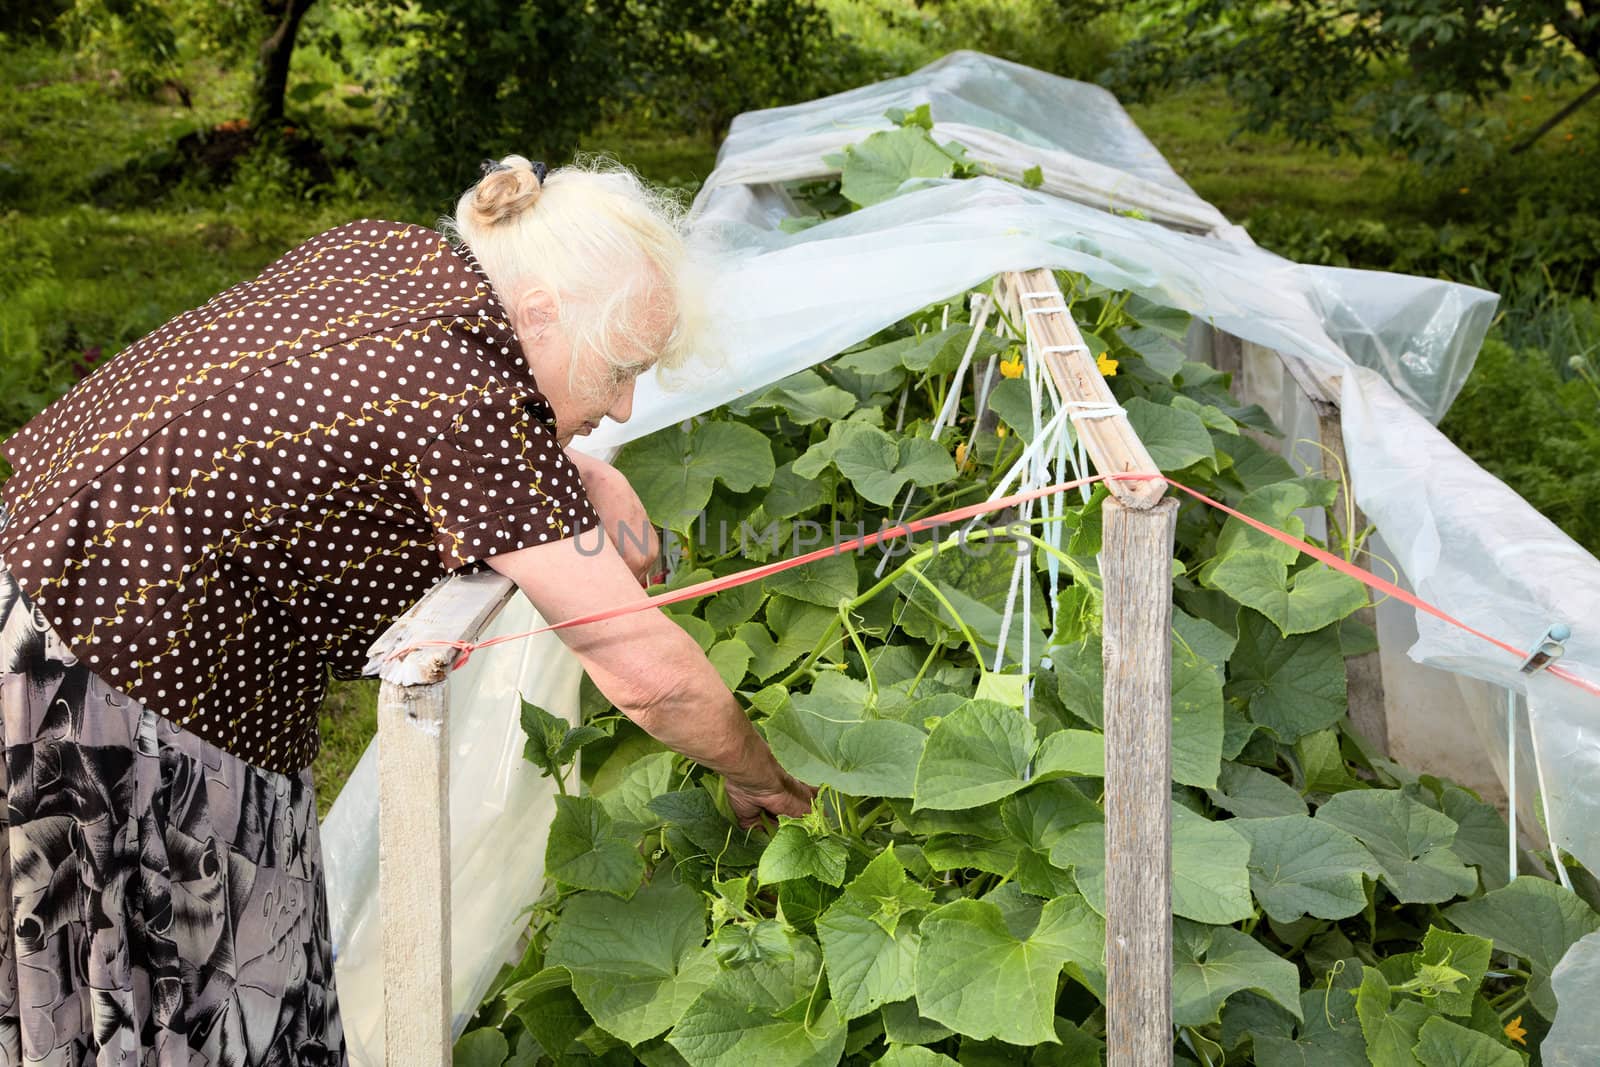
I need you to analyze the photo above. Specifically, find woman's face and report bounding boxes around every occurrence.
[515,290,666,446]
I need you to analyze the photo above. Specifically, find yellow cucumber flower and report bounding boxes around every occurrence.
[1097,353,1119,377]
[998,354,1024,379]
[1504,1016,1527,1045]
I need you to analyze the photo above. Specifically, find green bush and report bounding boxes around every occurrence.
[1440,336,1600,556]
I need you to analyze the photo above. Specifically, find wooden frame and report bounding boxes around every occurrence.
[998,268,1177,1065]
[368,569,518,1065]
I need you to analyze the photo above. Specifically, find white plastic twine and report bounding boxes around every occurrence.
[1526,697,1576,891]
[1507,689,1520,881]
[875,295,994,579]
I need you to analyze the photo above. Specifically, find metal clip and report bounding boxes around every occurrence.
[1519,623,1571,674]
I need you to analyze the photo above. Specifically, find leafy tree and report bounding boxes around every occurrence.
[359,0,844,202]
[1100,0,1600,166]
[620,0,852,144]
[57,0,316,126]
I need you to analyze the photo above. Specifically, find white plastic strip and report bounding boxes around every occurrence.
[875,297,994,579]
[1507,688,1520,881]
[1528,703,1576,891]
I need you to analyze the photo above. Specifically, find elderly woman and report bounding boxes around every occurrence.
[0,156,813,1064]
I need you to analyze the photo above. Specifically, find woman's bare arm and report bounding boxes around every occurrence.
[486,532,813,825]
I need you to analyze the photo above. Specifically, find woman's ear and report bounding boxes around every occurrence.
[512,287,559,343]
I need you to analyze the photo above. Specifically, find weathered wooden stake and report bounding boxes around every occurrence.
[378,678,453,1063]
[1102,496,1179,1067]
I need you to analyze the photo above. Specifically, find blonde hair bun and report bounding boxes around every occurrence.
[442,154,709,383]
[467,155,544,228]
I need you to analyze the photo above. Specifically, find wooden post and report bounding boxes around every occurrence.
[378,679,452,1060]
[1102,496,1179,1067]
[1314,402,1389,755]
[369,568,521,1064]
[994,268,1174,1061]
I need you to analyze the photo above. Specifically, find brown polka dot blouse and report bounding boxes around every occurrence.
[0,221,599,774]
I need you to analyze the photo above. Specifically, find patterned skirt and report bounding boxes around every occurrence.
[0,565,346,1066]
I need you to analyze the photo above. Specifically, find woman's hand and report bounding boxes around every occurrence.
[565,449,660,584]
[725,760,818,829]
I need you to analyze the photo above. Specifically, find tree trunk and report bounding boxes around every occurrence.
[251,0,317,129]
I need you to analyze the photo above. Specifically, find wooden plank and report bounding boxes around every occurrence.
[1316,406,1390,756]
[996,269,1166,510]
[378,678,453,1063]
[366,569,518,686]
[1102,497,1179,1067]
[1209,326,1244,402]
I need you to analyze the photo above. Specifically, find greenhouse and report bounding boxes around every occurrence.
[323,52,1600,1066]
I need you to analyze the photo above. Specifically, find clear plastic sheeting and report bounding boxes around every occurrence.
[1547,933,1600,1066]
[323,51,1600,1064]
[706,50,1197,199]
[1340,365,1600,880]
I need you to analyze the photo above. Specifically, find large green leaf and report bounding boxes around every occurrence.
[545,795,646,898]
[813,423,956,506]
[546,880,717,1044]
[1417,926,1493,1017]
[1171,806,1255,924]
[1411,1016,1522,1067]
[454,1029,509,1067]
[1208,762,1308,819]
[739,597,838,680]
[667,935,847,1067]
[1437,784,1512,891]
[766,685,928,798]
[1172,920,1302,1028]
[1354,967,1428,1067]
[758,821,850,887]
[648,788,765,867]
[817,850,935,1020]
[1123,395,1214,471]
[916,894,1105,1044]
[762,552,858,607]
[1209,550,1368,636]
[1211,482,1311,567]
[912,700,1033,810]
[874,1047,960,1067]
[1226,612,1347,743]
[707,638,752,689]
[1251,985,1367,1066]
[1049,809,1253,925]
[835,126,958,207]
[503,967,590,1064]
[1171,634,1225,790]
[1317,791,1477,904]
[735,368,858,425]
[1231,814,1378,922]
[880,999,954,1045]
[617,420,775,532]
[1444,876,1600,1019]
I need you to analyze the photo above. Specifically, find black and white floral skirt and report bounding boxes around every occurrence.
[0,565,346,1065]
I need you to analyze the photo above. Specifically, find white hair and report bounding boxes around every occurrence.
[440,154,707,398]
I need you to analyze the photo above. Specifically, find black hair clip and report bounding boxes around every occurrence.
[532,161,549,184]
[479,157,506,178]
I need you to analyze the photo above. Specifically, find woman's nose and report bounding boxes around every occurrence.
[607,378,636,424]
